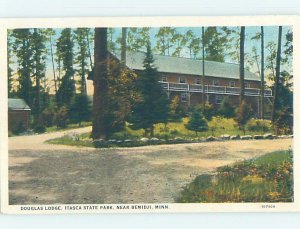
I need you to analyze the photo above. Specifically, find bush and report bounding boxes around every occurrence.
[55,106,69,128]
[41,107,56,127]
[218,97,236,118]
[200,103,216,121]
[246,119,272,133]
[235,101,253,135]
[186,107,208,136]
[34,124,46,133]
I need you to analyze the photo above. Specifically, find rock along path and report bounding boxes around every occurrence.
[9,127,292,205]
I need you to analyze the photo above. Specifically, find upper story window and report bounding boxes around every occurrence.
[179,76,186,84]
[229,81,235,87]
[244,82,251,88]
[161,76,167,82]
[212,80,220,86]
[195,78,201,85]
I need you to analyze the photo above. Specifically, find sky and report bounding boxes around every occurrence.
[9,26,293,95]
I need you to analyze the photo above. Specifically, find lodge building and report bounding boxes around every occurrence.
[91,50,273,118]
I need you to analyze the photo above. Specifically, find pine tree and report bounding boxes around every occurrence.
[186,107,208,136]
[7,30,14,96]
[56,28,75,107]
[12,29,34,107]
[130,43,170,137]
[32,28,48,119]
[218,97,235,118]
[69,94,91,126]
[74,28,90,95]
[92,28,110,139]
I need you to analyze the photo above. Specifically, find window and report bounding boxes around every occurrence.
[212,80,220,86]
[161,76,167,82]
[215,95,223,105]
[195,78,201,84]
[229,81,235,87]
[179,76,186,84]
[244,82,251,88]
[180,93,187,102]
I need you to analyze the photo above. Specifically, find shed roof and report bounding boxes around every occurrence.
[8,98,31,111]
[113,50,260,81]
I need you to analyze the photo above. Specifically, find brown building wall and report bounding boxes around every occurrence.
[8,110,31,132]
[160,72,260,89]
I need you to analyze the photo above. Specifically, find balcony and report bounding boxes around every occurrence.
[159,81,272,97]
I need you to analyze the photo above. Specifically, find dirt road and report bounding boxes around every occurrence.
[8,128,292,204]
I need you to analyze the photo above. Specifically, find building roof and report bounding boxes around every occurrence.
[113,50,260,81]
[8,98,31,111]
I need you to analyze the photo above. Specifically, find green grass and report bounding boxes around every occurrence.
[45,121,92,133]
[178,150,293,203]
[47,117,274,148]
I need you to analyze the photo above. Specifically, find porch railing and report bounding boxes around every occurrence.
[159,81,272,97]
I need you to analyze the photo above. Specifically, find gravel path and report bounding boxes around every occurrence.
[9,127,292,205]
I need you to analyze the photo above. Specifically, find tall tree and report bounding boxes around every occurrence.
[185,30,201,59]
[272,26,283,122]
[130,43,170,137]
[121,27,127,65]
[7,30,14,96]
[74,28,90,95]
[32,28,47,118]
[56,28,75,107]
[45,29,58,98]
[203,27,227,62]
[155,27,175,55]
[92,28,109,139]
[260,26,265,119]
[12,29,34,107]
[239,26,245,104]
[171,32,187,57]
[201,26,206,109]
[126,28,150,52]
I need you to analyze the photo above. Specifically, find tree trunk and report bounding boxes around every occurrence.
[49,34,58,101]
[201,26,206,110]
[260,26,265,119]
[121,28,127,67]
[81,52,87,95]
[272,26,282,122]
[239,26,245,105]
[91,28,109,139]
[86,30,93,70]
[34,29,41,119]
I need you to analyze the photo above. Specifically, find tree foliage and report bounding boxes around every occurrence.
[186,107,208,136]
[130,43,170,137]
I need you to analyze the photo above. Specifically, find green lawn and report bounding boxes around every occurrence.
[178,150,293,203]
[47,117,274,148]
[45,121,92,133]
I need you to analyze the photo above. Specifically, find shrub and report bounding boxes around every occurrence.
[199,103,216,121]
[34,124,46,133]
[186,107,208,136]
[235,101,253,135]
[40,107,56,127]
[55,106,69,128]
[246,119,272,133]
[218,96,236,118]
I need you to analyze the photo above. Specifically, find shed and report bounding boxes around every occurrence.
[8,98,31,133]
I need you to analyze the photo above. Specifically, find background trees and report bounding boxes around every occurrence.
[7,26,293,136]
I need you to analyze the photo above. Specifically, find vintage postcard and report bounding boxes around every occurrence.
[0,16,299,214]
